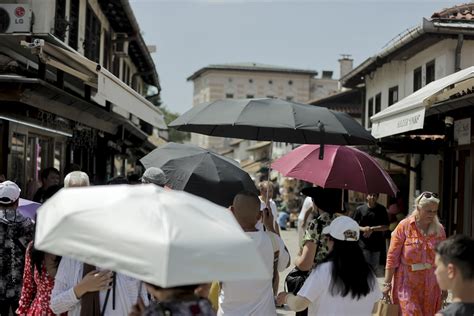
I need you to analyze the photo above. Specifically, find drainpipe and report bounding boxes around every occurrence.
[455,34,464,72]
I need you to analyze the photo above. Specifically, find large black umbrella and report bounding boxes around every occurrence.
[169,98,375,146]
[140,142,258,207]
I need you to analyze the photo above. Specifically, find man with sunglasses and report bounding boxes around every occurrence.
[0,181,34,316]
[352,193,389,275]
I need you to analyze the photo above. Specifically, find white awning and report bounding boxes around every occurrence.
[371,66,474,138]
[23,39,167,130]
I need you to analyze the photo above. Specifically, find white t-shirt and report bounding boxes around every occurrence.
[298,196,313,221]
[255,199,278,231]
[218,230,290,316]
[298,262,381,316]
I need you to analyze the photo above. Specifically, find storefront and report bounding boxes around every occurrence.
[371,67,474,236]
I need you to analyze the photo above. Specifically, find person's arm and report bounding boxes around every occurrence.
[383,221,406,295]
[276,235,291,270]
[50,258,113,314]
[367,225,390,233]
[17,243,36,315]
[301,205,313,227]
[50,258,82,314]
[263,206,277,234]
[276,292,311,311]
[294,241,317,271]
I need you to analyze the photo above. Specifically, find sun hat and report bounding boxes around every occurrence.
[0,181,21,205]
[322,215,359,241]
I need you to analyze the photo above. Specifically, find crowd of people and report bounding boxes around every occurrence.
[0,166,473,316]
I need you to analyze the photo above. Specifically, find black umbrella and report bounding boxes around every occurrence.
[140,142,258,207]
[169,98,375,146]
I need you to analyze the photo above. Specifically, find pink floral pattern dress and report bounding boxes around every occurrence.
[386,215,446,316]
[16,242,59,316]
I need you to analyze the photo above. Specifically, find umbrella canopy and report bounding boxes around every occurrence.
[140,142,258,207]
[18,198,41,220]
[169,98,375,145]
[35,184,269,287]
[271,145,398,196]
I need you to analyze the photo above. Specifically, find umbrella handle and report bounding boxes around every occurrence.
[317,121,325,160]
[100,272,116,316]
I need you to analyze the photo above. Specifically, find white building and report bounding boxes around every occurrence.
[341,3,474,235]
[0,0,166,191]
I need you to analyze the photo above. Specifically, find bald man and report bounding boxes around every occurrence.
[217,191,290,316]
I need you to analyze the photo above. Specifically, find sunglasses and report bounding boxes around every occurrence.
[421,192,439,199]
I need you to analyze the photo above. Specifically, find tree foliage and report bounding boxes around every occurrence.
[161,106,190,143]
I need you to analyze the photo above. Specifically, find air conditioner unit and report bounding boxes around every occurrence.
[113,33,129,57]
[0,4,31,33]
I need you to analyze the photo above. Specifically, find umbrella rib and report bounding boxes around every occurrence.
[353,151,369,193]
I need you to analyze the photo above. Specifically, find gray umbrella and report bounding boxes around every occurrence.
[169,98,375,146]
[140,142,258,207]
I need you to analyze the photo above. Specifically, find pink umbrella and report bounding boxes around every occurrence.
[271,145,398,196]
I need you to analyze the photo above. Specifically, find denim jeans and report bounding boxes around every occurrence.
[363,249,381,274]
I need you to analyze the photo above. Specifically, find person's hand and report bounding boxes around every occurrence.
[361,226,373,238]
[74,270,113,298]
[129,297,146,316]
[382,282,391,296]
[262,207,275,232]
[276,292,288,306]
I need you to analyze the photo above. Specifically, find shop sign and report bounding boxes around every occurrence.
[454,118,471,145]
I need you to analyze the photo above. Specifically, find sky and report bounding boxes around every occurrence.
[130,0,463,114]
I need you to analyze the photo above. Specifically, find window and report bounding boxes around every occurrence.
[249,79,253,83]
[84,5,101,63]
[388,86,398,106]
[122,63,130,85]
[246,94,254,98]
[54,0,67,41]
[286,96,294,101]
[10,133,26,189]
[225,93,234,99]
[413,67,422,92]
[375,93,381,114]
[367,98,374,128]
[288,80,293,85]
[426,60,435,84]
[266,95,274,99]
[112,56,120,77]
[268,80,273,85]
[102,31,111,69]
[68,0,79,49]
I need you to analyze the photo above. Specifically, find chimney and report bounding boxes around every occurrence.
[338,54,353,79]
[322,71,333,79]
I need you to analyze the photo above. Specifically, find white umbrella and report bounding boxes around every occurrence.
[34,184,269,287]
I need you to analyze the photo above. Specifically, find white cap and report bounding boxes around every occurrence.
[141,167,168,187]
[322,216,359,241]
[0,181,21,205]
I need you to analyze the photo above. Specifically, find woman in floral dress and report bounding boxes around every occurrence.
[383,192,447,316]
[17,185,62,316]
[16,242,61,316]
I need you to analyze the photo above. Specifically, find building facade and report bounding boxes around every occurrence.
[0,0,166,197]
[342,4,474,236]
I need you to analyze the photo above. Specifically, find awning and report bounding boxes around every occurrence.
[0,75,158,140]
[371,66,474,138]
[22,39,167,130]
